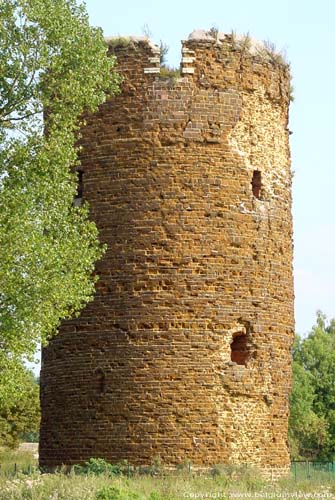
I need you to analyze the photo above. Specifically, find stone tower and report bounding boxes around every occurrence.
[39,31,294,476]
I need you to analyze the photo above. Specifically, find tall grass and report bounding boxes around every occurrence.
[0,451,334,500]
[0,447,38,477]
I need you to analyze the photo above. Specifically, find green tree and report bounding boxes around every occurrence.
[0,366,40,447]
[289,348,329,459]
[289,312,335,460]
[0,0,120,402]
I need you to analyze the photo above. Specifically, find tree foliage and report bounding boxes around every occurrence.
[0,366,40,448]
[0,0,120,402]
[289,311,335,460]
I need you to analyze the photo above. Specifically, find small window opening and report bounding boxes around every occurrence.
[230,332,249,365]
[94,368,106,395]
[252,170,262,199]
[73,170,84,207]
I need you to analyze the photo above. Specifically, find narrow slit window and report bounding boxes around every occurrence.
[95,368,106,395]
[230,332,249,365]
[74,170,84,207]
[252,170,262,199]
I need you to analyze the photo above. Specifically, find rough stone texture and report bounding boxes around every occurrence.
[39,34,294,477]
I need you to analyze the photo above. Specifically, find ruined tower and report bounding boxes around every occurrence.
[39,31,294,476]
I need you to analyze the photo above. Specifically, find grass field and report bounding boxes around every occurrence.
[0,449,334,500]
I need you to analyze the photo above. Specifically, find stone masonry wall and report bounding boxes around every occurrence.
[39,32,294,476]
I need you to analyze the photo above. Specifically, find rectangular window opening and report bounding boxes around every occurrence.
[252,170,262,199]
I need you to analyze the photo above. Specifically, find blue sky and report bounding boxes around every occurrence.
[83,0,334,336]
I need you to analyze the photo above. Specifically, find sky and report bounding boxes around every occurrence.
[80,0,335,337]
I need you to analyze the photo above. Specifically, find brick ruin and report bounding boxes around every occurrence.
[39,31,295,476]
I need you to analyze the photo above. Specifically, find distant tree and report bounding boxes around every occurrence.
[289,347,329,459]
[0,366,40,448]
[0,0,120,403]
[289,312,335,460]
[159,40,169,65]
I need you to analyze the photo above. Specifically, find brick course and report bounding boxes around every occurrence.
[39,33,294,476]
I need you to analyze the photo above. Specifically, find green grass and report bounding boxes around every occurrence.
[0,447,38,477]
[1,471,335,500]
[1,451,335,500]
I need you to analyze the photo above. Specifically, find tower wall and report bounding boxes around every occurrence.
[39,34,294,475]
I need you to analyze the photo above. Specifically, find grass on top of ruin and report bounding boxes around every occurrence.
[0,452,334,500]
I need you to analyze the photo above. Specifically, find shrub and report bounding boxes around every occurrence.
[149,493,166,500]
[95,485,140,500]
[96,486,122,500]
[74,458,123,477]
[159,66,181,82]
[210,463,265,490]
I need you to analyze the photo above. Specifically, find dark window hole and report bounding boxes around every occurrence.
[252,170,262,199]
[94,368,106,394]
[230,332,249,365]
